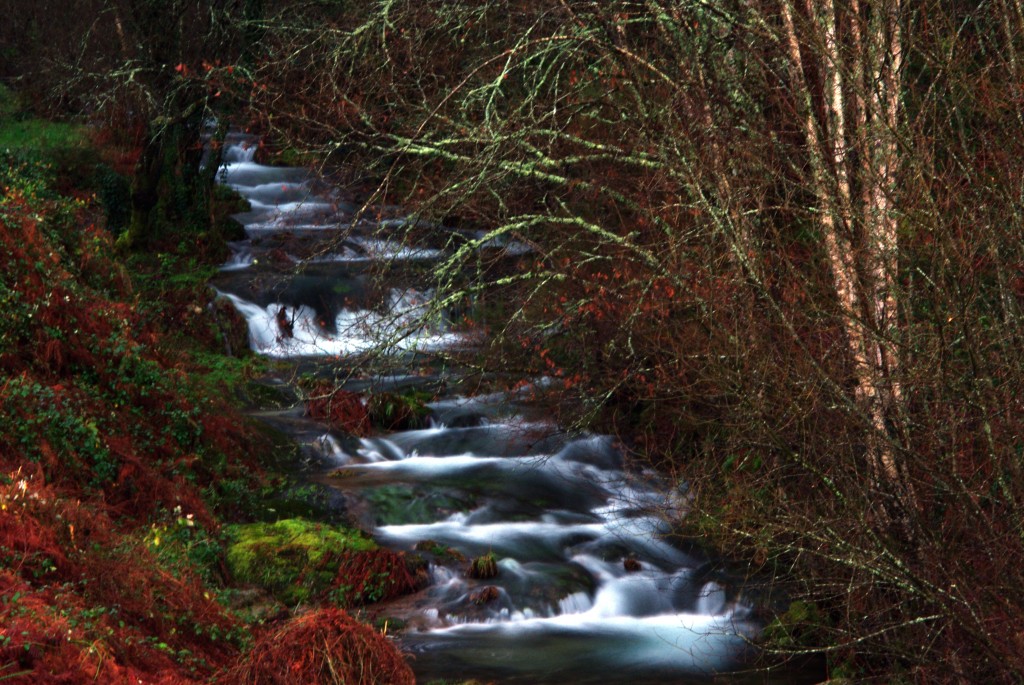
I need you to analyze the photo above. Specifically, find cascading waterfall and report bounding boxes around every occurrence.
[212,132,764,684]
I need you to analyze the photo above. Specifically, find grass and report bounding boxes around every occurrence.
[0,116,89,152]
[0,85,89,153]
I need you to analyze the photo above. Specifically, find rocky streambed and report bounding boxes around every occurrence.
[211,132,806,684]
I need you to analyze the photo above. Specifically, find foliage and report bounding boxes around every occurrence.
[302,385,434,435]
[146,507,228,586]
[302,382,371,435]
[92,163,132,234]
[762,600,825,650]
[367,390,432,431]
[0,472,243,682]
[222,607,415,685]
[0,149,49,198]
[331,549,424,606]
[0,123,275,683]
[0,185,216,508]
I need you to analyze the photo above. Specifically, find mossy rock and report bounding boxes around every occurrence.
[225,518,377,605]
[374,616,407,634]
[468,553,499,580]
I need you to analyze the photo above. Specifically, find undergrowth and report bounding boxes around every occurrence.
[224,608,415,685]
[0,111,418,682]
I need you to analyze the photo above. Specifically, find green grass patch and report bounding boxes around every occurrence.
[0,85,89,153]
[145,510,226,586]
[0,116,89,153]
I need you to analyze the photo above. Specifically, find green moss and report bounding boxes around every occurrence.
[225,518,377,605]
[413,539,466,562]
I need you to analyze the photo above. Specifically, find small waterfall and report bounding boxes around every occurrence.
[221,136,258,164]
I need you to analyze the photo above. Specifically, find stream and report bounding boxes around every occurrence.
[210,133,812,684]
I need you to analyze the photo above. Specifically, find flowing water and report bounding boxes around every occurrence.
[211,133,816,684]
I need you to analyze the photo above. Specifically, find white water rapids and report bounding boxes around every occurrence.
[214,133,763,683]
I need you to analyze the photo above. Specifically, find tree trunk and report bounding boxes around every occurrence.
[780,0,916,522]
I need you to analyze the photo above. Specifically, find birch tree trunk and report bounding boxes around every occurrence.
[779,0,916,521]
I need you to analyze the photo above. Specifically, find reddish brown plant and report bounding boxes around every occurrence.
[221,608,414,685]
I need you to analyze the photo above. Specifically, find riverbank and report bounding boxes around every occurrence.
[0,94,420,684]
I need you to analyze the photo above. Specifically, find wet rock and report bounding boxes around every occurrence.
[555,435,623,470]
[276,305,294,338]
[266,247,295,268]
[470,586,501,605]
